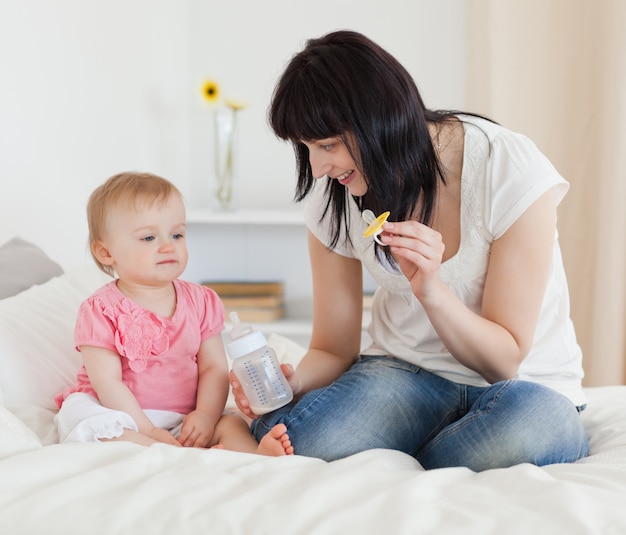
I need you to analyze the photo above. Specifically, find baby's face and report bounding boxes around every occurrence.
[101,193,188,287]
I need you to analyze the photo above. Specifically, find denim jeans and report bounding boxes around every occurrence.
[251,355,589,471]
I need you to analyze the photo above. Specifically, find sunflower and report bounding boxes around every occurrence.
[201,80,220,104]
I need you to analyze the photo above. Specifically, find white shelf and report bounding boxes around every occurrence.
[187,209,305,226]
[221,318,313,348]
[225,318,312,336]
[231,311,371,337]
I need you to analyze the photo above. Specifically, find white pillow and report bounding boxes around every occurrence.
[267,332,307,368]
[0,405,42,459]
[0,264,110,410]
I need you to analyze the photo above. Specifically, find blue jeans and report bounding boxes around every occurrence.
[251,355,589,471]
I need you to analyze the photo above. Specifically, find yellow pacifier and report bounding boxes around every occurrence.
[362,209,390,246]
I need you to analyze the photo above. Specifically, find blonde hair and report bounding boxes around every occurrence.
[87,171,182,276]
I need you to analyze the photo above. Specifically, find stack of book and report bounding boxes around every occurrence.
[202,280,285,323]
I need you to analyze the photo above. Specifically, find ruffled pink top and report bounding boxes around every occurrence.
[55,279,224,414]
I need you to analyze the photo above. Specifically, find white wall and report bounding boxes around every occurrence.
[186,0,468,212]
[0,1,467,280]
[0,0,192,267]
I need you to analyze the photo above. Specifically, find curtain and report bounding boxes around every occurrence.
[465,0,626,386]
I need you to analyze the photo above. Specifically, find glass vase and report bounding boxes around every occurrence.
[212,108,238,211]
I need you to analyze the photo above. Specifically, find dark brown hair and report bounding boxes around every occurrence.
[269,30,468,250]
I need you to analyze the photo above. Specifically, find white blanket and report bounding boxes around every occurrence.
[1,386,625,534]
[1,263,625,534]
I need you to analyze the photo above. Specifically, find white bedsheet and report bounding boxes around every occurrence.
[0,265,624,534]
[1,386,625,535]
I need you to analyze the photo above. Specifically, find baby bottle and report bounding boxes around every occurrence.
[226,311,293,415]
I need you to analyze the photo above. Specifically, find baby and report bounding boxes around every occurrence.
[54,171,293,456]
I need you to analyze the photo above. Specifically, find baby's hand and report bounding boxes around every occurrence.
[148,427,181,447]
[178,410,216,448]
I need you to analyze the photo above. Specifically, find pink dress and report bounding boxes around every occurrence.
[55,279,224,414]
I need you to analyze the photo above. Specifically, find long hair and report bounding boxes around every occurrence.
[269,30,461,250]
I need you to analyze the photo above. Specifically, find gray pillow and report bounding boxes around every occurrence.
[0,237,64,299]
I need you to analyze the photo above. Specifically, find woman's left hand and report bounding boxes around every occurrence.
[379,220,446,302]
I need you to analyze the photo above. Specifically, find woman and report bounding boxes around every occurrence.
[231,30,589,471]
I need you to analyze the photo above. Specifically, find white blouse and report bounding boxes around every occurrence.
[304,115,585,406]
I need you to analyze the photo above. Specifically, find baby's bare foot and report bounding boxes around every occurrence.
[256,423,294,456]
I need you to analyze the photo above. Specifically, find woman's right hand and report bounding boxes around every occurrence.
[230,363,301,419]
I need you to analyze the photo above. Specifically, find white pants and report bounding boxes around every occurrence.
[55,392,184,443]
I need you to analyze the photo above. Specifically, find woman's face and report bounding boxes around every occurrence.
[302,136,368,196]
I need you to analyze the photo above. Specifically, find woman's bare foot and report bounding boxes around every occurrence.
[255,423,294,456]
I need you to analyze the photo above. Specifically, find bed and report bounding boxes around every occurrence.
[1,237,626,534]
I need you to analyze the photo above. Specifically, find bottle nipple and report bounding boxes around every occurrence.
[229,311,253,340]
